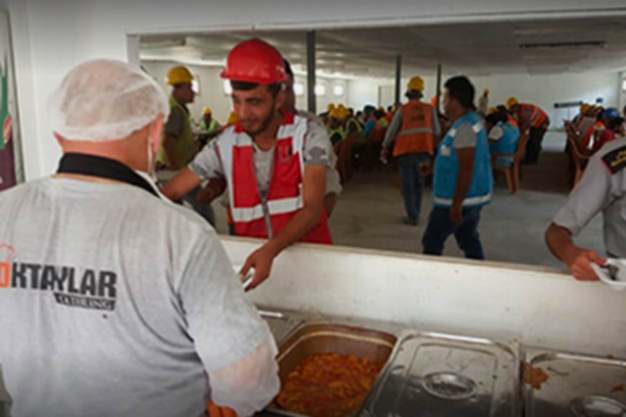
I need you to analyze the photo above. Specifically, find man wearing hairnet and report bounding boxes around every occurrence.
[0,60,279,417]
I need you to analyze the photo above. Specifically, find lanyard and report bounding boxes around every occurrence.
[56,153,160,198]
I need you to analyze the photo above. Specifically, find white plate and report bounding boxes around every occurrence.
[591,259,626,291]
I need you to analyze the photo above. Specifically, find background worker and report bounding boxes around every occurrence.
[546,136,626,280]
[157,65,214,224]
[0,59,279,417]
[381,76,440,225]
[281,59,342,217]
[163,39,333,289]
[507,97,550,164]
[422,76,493,259]
[198,106,222,143]
[485,108,520,168]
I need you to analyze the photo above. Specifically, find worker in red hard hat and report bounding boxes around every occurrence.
[163,38,333,290]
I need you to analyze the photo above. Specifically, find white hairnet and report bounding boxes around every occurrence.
[50,59,169,141]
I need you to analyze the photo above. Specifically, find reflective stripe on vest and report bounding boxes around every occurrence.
[217,113,331,244]
[393,101,435,157]
[433,116,493,207]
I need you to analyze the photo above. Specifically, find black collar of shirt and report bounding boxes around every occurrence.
[56,153,159,198]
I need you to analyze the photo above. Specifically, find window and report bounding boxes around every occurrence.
[223,80,232,95]
[192,79,200,95]
[622,79,626,92]
[314,84,326,96]
[294,83,305,96]
[333,84,345,97]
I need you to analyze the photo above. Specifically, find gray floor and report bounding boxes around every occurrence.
[212,131,604,272]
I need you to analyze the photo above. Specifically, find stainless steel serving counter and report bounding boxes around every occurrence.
[257,308,626,417]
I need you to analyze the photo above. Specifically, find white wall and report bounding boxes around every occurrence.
[4,0,626,180]
[347,78,379,110]
[377,70,620,128]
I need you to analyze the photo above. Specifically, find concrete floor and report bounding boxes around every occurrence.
[212,131,604,272]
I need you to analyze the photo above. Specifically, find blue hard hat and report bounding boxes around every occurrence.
[604,107,620,120]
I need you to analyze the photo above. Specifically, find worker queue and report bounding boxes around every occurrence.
[0,37,625,417]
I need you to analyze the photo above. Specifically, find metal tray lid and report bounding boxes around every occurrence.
[524,350,626,417]
[258,309,304,345]
[360,331,520,417]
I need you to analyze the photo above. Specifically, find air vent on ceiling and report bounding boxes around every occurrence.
[519,41,606,49]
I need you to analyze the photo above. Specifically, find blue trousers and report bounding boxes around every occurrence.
[422,206,485,260]
[397,153,430,221]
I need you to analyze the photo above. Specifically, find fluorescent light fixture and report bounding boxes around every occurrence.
[192,79,200,95]
[294,83,304,96]
[622,79,626,92]
[223,80,232,95]
[314,84,326,96]
[333,85,345,96]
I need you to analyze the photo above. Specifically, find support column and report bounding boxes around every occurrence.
[394,54,402,106]
[306,31,316,114]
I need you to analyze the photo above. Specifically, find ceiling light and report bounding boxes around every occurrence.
[333,85,345,96]
[294,83,304,96]
[622,79,626,92]
[518,41,606,49]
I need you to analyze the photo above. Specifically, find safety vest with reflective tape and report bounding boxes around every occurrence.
[393,101,435,157]
[516,103,549,129]
[433,111,493,207]
[217,113,332,244]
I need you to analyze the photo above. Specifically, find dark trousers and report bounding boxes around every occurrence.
[524,127,547,164]
[397,153,430,221]
[422,206,485,260]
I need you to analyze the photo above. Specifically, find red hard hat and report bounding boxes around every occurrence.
[221,38,287,85]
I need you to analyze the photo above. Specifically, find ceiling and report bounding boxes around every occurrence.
[140,17,626,79]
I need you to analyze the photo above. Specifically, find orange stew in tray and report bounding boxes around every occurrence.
[276,352,384,417]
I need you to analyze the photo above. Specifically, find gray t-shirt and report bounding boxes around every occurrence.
[553,138,626,257]
[190,114,337,197]
[0,178,275,417]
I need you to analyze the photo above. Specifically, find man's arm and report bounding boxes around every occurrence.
[162,141,224,201]
[451,148,475,224]
[241,165,326,289]
[545,223,605,281]
[161,168,201,202]
[179,232,279,416]
[381,111,402,158]
[450,124,477,223]
[545,149,613,280]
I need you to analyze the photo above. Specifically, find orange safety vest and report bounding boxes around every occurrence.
[507,115,519,129]
[517,103,549,129]
[581,121,606,151]
[217,113,332,244]
[393,101,435,157]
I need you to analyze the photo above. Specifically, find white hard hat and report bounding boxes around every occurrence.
[49,59,169,141]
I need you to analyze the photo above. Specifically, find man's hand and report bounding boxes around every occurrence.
[240,244,279,291]
[196,177,227,204]
[380,149,389,164]
[562,246,606,281]
[450,204,463,225]
[545,223,606,281]
[207,401,238,417]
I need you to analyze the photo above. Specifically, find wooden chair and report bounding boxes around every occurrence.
[564,121,591,187]
[492,130,529,194]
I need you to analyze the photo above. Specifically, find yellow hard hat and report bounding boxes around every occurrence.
[580,103,590,113]
[227,111,238,125]
[166,66,193,86]
[202,106,212,115]
[407,76,424,92]
[327,103,336,112]
[487,107,498,115]
[506,97,519,109]
[329,108,344,120]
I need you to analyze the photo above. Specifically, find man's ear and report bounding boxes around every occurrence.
[274,87,286,111]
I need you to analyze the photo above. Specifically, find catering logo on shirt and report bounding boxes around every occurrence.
[0,242,117,311]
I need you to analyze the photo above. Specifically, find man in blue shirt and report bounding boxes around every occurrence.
[422,76,493,260]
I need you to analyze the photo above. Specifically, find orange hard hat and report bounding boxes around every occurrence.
[221,38,287,85]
